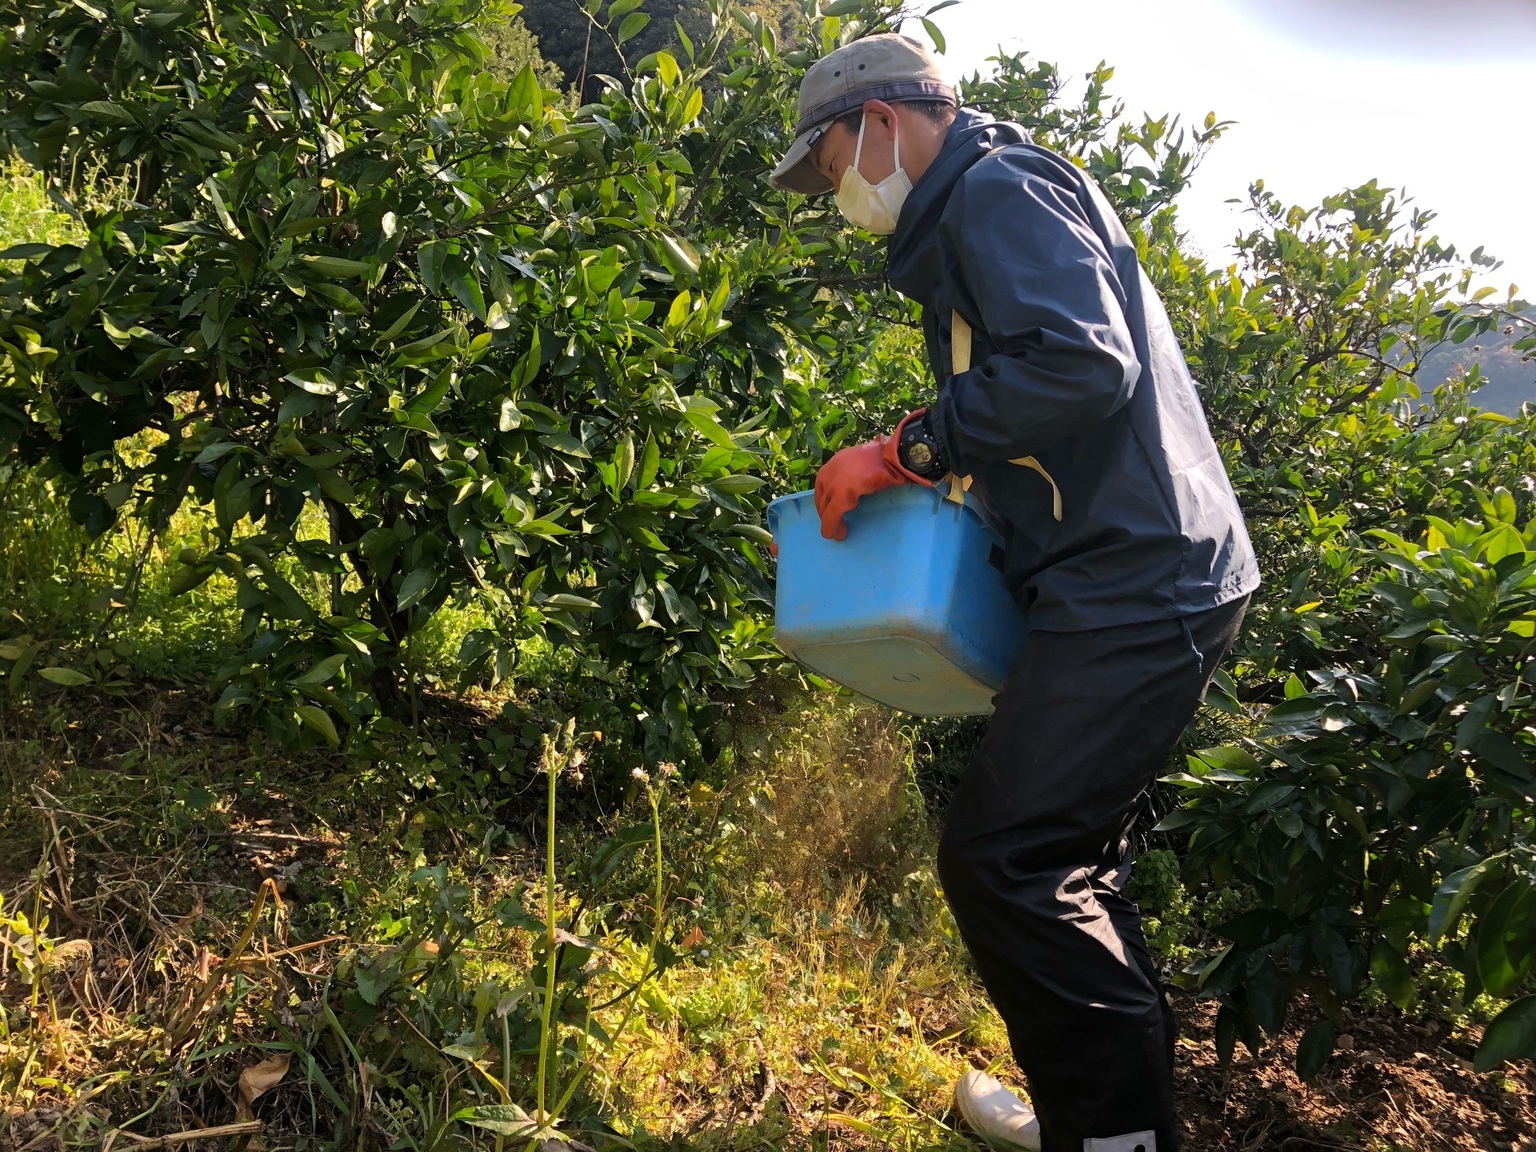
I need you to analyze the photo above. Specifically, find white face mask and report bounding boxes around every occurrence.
[835,115,912,235]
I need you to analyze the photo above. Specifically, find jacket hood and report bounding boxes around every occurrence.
[887,108,1029,301]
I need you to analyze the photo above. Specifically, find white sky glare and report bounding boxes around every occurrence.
[904,0,1536,296]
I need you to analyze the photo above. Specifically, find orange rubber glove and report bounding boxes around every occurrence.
[813,412,936,542]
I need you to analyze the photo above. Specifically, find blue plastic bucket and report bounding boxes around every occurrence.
[767,484,1029,715]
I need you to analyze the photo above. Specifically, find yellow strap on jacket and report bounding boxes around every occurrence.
[943,311,1064,522]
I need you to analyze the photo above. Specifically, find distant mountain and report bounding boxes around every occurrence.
[1415,308,1535,416]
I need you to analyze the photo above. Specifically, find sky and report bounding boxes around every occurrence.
[901,0,1536,297]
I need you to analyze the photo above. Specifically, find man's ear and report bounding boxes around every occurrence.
[861,98,897,132]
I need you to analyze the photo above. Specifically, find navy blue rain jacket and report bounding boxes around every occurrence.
[886,109,1260,630]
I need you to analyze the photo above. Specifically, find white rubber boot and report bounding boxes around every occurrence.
[954,1069,1042,1152]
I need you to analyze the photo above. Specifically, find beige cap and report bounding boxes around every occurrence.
[769,33,955,195]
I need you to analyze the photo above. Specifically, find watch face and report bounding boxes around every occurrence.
[907,441,934,467]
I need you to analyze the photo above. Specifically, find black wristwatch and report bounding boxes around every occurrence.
[897,411,948,481]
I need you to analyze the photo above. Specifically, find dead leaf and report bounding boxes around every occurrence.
[679,925,706,950]
[236,1052,292,1120]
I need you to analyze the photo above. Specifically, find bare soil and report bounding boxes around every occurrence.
[1172,992,1536,1152]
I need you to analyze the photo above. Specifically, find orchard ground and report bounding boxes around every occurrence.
[3,668,1533,1150]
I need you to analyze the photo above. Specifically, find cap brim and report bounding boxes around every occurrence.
[769,126,834,195]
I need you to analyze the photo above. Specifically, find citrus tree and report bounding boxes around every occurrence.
[1150,179,1536,1072]
[0,0,860,758]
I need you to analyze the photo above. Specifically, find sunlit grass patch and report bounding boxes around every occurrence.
[579,690,1013,1150]
[0,160,84,254]
[0,466,243,682]
[599,878,1003,1150]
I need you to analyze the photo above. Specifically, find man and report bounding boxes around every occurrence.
[768,34,1260,1152]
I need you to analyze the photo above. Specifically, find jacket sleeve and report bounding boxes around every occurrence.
[927,153,1142,471]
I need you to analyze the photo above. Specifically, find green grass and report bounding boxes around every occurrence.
[0,667,1007,1150]
[0,465,246,683]
[0,161,84,253]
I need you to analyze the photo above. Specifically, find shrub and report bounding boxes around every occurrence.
[1167,494,1536,1073]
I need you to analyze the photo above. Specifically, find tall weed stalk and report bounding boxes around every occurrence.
[527,725,670,1148]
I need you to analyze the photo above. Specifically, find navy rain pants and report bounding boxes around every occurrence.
[938,596,1250,1151]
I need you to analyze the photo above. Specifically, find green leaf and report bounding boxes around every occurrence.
[168,562,216,596]
[416,239,446,294]
[654,50,682,86]
[614,434,636,489]
[1150,807,1199,832]
[295,654,347,687]
[1213,1002,1238,1065]
[682,394,735,449]
[1215,909,1290,947]
[1241,779,1298,814]
[1187,745,1262,775]
[1394,678,1441,716]
[298,254,373,278]
[78,100,135,124]
[397,567,438,611]
[1202,666,1242,714]
[453,1103,540,1138]
[314,469,356,502]
[666,290,692,334]
[0,639,35,662]
[38,667,91,687]
[1311,924,1355,996]
[1295,1019,1336,1082]
[654,578,683,622]
[1369,940,1416,1010]
[1245,957,1288,1034]
[658,233,699,275]
[406,372,452,415]
[1262,696,1326,735]
[589,823,654,885]
[508,62,542,119]
[354,962,387,1005]
[295,704,340,746]
[1476,883,1536,998]
[919,15,946,53]
[204,179,244,239]
[285,370,339,395]
[1474,996,1536,1071]
[444,260,487,321]
[1429,858,1498,942]
[617,11,650,42]
[636,432,661,489]
[710,474,765,494]
[514,330,542,388]
[540,432,591,459]
[542,593,599,610]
